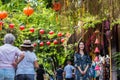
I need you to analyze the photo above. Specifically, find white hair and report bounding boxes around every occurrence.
[4,33,15,44]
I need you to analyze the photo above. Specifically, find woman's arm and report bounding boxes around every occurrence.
[12,53,24,67]
[34,60,39,69]
[83,65,89,73]
[77,66,82,72]
[16,53,24,64]
[84,55,92,73]
[74,54,83,73]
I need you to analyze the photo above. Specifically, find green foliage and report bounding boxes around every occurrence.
[112,52,120,68]
[0,0,109,72]
[111,19,120,26]
[80,14,104,29]
[0,0,75,72]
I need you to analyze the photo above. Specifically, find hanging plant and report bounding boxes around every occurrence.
[81,14,103,29]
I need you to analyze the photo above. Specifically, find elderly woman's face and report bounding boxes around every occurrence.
[79,42,84,49]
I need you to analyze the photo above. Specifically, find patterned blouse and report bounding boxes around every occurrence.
[74,53,92,80]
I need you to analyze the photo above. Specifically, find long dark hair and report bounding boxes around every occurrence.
[77,41,88,55]
[39,64,44,69]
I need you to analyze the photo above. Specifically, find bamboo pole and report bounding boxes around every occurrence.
[109,0,113,79]
[108,38,112,80]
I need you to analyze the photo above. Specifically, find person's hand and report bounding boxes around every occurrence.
[80,70,87,75]
[72,73,75,78]
[80,71,84,75]
[83,71,86,75]
[12,62,18,68]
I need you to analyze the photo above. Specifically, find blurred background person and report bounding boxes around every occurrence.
[64,60,75,80]
[36,64,45,80]
[55,65,64,80]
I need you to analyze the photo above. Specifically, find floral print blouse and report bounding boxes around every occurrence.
[74,53,92,80]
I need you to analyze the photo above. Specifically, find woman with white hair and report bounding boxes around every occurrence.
[0,33,24,80]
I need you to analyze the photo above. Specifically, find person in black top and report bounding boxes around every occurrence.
[36,64,45,80]
[55,65,64,80]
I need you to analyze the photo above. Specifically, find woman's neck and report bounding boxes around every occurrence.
[79,50,84,55]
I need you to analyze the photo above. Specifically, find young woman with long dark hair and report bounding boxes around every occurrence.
[74,41,92,80]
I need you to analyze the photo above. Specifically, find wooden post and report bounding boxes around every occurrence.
[109,0,113,79]
[109,38,112,80]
